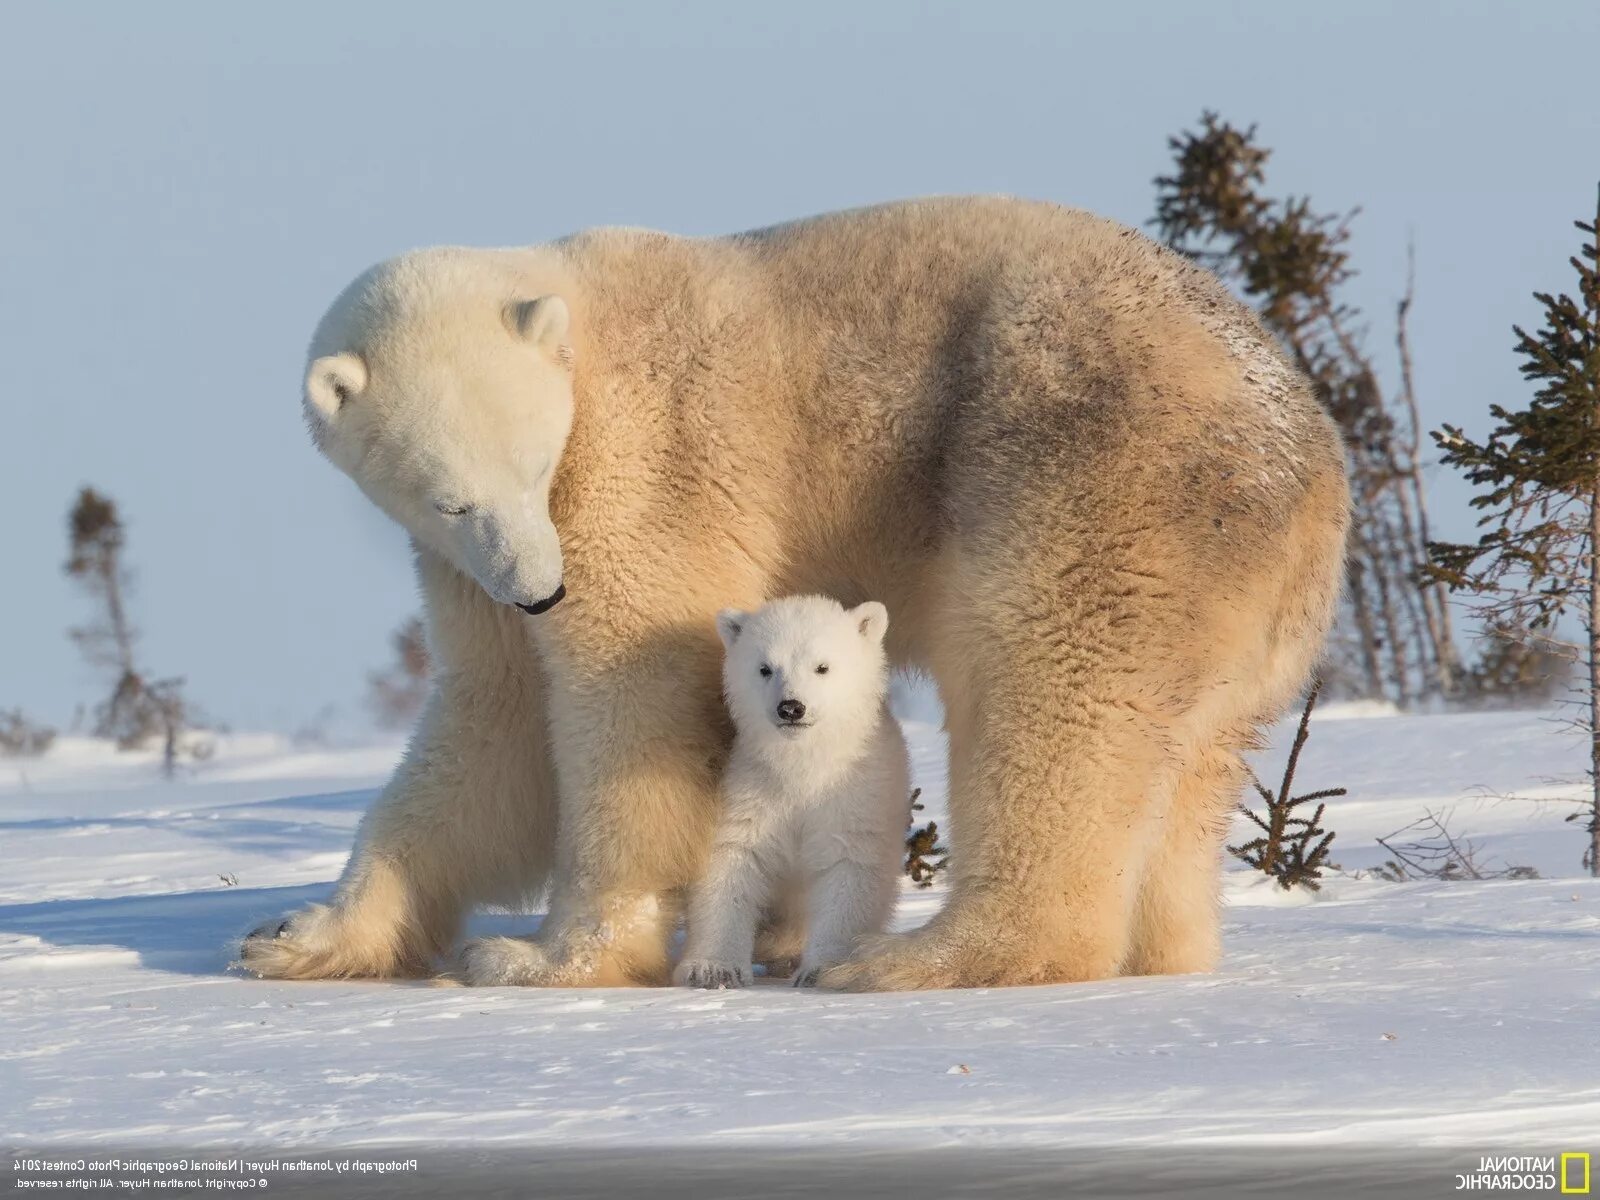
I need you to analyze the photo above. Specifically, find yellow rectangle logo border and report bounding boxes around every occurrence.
[1561,1152,1590,1195]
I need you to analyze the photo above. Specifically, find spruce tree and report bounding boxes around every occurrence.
[66,487,138,687]
[1426,186,1600,874]
[64,487,195,770]
[66,487,153,745]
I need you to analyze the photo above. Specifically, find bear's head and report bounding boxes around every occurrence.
[715,595,890,752]
[303,250,575,615]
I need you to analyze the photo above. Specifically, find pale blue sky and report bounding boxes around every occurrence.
[2,0,1596,733]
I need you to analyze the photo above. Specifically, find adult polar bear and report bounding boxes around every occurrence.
[243,197,1348,990]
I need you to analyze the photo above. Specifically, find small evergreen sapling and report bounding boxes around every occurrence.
[903,788,949,888]
[1229,684,1345,890]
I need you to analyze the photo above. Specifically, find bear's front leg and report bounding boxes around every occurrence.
[238,676,555,979]
[240,666,556,980]
[240,551,556,981]
[461,880,688,989]
[461,889,676,987]
[459,626,727,988]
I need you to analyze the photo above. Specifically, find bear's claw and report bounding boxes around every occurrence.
[239,918,287,952]
[236,918,294,972]
[673,959,751,989]
[235,904,432,981]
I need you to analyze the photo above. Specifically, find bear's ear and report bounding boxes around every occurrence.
[850,601,889,644]
[715,608,748,651]
[504,295,571,350]
[305,353,368,422]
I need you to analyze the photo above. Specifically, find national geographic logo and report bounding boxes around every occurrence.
[1454,1152,1590,1192]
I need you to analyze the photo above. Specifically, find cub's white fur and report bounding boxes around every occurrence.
[675,596,911,989]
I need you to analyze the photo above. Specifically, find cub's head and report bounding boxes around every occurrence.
[303,249,575,615]
[715,595,890,748]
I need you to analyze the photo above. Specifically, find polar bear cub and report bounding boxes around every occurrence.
[675,595,912,988]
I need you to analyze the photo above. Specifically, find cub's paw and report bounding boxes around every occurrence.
[673,958,752,990]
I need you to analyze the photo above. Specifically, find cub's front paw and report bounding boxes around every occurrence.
[673,958,752,989]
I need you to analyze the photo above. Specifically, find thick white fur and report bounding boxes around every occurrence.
[675,596,910,989]
[240,197,1350,991]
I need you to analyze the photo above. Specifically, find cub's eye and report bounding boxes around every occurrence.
[815,664,829,675]
[435,502,474,517]
[758,665,773,678]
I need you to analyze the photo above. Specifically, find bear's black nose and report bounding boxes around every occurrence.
[517,583,566,615]
[777,699,806,722]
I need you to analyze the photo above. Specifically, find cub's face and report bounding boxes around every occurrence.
[717,597,890,749]
[303,292,574,615]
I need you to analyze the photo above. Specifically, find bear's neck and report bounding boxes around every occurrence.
[542,233,801,594]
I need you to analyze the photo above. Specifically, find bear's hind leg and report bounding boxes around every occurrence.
[1121,744,1243,976]
[1124,479,1349,977]
[824,561,1185,991]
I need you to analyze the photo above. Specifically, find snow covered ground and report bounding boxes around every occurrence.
[2,694,1596,1171]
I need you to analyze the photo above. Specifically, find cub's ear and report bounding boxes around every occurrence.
[850,601,889,644]
[504,295,571,350]
[305,353,368,422]
[715,608,748,651]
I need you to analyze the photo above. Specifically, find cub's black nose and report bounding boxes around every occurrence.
[517,583,566,615]
[776,699,806,722]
